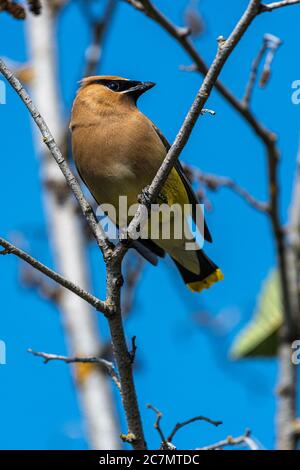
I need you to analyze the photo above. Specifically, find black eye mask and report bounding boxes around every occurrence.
[94,79,140,93]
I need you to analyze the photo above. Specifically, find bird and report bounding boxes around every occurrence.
[70,75,223,293]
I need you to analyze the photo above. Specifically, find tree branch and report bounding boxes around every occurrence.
[260,0,300,12]
[146,404,169,449]
[147,404,222,449]
[0,237,109,315]
[167,415,222,443]
[27,348,121,389]
[242,35,269,107]
[183,164,269,213]
[198,429,260,450]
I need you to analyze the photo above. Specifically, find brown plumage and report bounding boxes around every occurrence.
[70,75,223,292]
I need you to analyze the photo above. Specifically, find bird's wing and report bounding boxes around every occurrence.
[150,122,212,243]
[74,162,163,265]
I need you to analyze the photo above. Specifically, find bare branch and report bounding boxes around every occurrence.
[146,404,169,448]
[201,108,216,116]
[27,348,121,390]
[183,164,269,213]
[0,0,26,19]
[0,237,109,315]
[168,415,222,443]
[259,34,282,88]
[243,35,269,107]
[123,0,285,150]
[124,0,143,11]
[198,429,260,450]
[260,0,300,12]
[147,404,222,449]
[129,336,137,364]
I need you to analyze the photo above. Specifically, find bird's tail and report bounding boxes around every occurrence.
[172,250,224,293]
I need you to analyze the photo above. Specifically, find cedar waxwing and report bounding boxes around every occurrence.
[70,76,223,292]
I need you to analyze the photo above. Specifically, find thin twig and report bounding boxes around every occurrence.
[27,348,121,389]
[183,165,269,213]
[198,429,260,450]
[0,247,12,255]
[243,36,269,107]
[168,416,222,443]
[147,404,169,447]
[0,237,109,315]
[201,108,216,116]
[259,34,282,88]
[147,404,222,449]
[129,336,137,364]
[260,0,300,12]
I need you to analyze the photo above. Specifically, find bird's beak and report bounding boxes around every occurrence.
[123,81,156,99]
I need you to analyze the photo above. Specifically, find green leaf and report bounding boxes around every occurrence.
[230,271,282,358]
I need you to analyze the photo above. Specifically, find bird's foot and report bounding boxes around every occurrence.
[138,186,152,207]
[156,192,168,204]
[138,186,168,208]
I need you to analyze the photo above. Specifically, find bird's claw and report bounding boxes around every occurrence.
[157,192,168,204]
[138,186,152,207]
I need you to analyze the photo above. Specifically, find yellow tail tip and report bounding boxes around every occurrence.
[188,268,224,293]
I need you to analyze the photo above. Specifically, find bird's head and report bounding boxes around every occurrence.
[77,75,156,106]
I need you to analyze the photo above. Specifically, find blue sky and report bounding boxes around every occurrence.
[0,0,300,450]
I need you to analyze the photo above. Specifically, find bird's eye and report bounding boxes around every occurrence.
[107,82,119,92]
